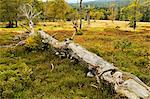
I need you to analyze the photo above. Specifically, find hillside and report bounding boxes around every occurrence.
[71,0,132,8]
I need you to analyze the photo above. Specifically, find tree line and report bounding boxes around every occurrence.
[0,0,149,29]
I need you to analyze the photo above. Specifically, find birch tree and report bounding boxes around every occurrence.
[126,0,142,29]
[109,0,116,23]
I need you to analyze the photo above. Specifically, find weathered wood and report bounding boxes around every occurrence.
[38,30,150,99]
[19,4,41,35]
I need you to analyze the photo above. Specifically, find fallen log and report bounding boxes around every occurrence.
[38,30,150,99]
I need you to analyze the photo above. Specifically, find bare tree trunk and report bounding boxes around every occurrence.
[15,20,18,27]
[7,20,14,28]
[72,19,78,39]
[110,0,115,24]
[94,18,96,22]
[79,0,83,30]
[29,20,34,36]
[37,30,150,99]
[87,11,90,26]
[8,21,12,28]
[133,0,137,30]
[44,0,48,24]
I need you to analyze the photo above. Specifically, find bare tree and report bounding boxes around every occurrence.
[79,0,83,29]
[71,19,78,40]
[86,10,90,26]
[19,4,41,35]
[86,5,94,26]
[44,0,48,25]
[109,0,116,23]
[133,0,137,30]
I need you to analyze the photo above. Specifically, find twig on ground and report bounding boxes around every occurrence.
[91,84,98,89]
[50,63,55,72]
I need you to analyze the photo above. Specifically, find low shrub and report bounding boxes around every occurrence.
[113,39,132,51]
[76,30,83,35]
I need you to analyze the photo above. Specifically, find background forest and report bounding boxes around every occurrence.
[0,0,150,27]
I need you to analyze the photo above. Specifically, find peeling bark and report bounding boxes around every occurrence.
[38,30,150,99]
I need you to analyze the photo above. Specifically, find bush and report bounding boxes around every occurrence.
[25,35,49,51]
[76,30,83,35]
[113,39,132,51]
[129,20,134,28]
[134,57,149,67]
[88,47,103,57]
[0,63,33,98]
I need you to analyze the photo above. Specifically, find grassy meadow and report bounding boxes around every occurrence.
[0,20,150,98]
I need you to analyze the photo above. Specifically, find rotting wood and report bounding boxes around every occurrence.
[37,30,150,99]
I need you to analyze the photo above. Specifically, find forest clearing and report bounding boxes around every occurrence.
[0,0,150,98]
[0,20,150,98]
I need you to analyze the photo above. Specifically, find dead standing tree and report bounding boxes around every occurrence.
[133,0,138,30]
[85,5,94,27]
[109,0,116,23]
[79,0,83,30]
[19,4,42,35]
[87,10,90,26]
[71,19,78,40]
